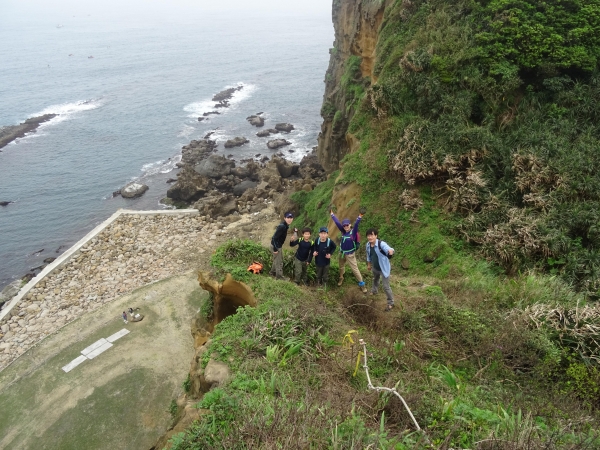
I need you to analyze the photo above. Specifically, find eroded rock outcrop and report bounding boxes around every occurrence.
[316,0,386,172]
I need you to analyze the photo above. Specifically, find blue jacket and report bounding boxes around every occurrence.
[366,239,394,278]
[331,213,361,255]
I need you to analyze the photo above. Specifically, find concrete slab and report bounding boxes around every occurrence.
[106,328,130,343]
[81,338,108,356]
[85,341,113,360]
[62,355,88,373]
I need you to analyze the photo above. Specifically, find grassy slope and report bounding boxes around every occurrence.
[167,240,599,449]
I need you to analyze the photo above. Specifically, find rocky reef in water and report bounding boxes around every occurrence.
[0,114,58,150]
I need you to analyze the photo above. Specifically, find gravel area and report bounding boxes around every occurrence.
[0,208,278,371]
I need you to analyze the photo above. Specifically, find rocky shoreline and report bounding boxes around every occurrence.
[164,141,326,217]
[0,114,58,150]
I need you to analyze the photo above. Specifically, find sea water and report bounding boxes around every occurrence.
[0,2,333,288]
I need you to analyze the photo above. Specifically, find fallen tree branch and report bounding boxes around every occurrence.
[358,339,422,432]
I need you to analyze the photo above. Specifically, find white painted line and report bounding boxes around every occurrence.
[62,355,88,373]
[81,338,108,356]
[85,341,113,360]
[106,328,130,343]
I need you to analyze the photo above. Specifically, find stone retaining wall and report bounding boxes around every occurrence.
[0,208,262,371]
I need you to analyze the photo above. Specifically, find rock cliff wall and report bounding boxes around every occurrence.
[317,0,388,172]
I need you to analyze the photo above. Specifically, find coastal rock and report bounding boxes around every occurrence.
[223,137,249,148]
[197,117,205,121]
[298,151,326,180]
[167,167,212,202]
[202,111,220,117]
[212,86,243,102]
[256,129,279,137]
[0,114,58,150]
[120,183,149,199]
[194,155,235,179]
[181,139,217,166]
[267,139,291,150]
[246,115,265,127]
[193,194,238,217]
[272,157,299,178]
[233,180,258,197]
[275,123,294,133]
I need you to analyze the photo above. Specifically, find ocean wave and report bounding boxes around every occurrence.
[33,98,104,126]
[139,154,182,177]
[178,124,196,138]
[183,83,257,119]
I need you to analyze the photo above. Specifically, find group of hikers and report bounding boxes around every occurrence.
[269,208,396,311]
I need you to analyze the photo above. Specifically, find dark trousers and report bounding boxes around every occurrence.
[294,258,309,283]
[316,265,330,284]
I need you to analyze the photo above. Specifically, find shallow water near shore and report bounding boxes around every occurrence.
[0,4,333,288]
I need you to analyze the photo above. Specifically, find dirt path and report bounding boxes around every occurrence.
[0,273,205,450]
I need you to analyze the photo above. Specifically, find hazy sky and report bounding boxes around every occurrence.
[0,0,332,19]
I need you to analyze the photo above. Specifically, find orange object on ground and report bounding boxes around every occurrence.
[247,262,264,274]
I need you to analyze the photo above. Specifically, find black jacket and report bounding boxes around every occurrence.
[312,238,336,266]
[271,222,289,250]
[290,238,314,263]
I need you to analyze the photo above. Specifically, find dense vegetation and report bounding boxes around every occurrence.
[359,0,600,297]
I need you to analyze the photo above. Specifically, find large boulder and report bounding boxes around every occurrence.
[272,156,299,178]
[233,180,258,196]
[256,129,279,137]
[120,182,148,199]
[204,360,231,388]
[275,123,294,133]
[193,194,238,217]
[167,166,211,202]
[194,154,235,179]
[298,151,326,180]
[181,139,217,166]
[224,137,249,148]
[267,139,291,150]
[246,115,265,127]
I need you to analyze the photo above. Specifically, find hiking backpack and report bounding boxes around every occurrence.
[378,239,393,259]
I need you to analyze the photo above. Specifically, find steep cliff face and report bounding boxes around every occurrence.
[317,0,388,172]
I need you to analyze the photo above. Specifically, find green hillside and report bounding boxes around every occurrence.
[164,1,600,448]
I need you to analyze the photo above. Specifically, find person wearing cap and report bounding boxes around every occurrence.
[269,211,294,279]
[312,226,336,286]
[330,209,367,292]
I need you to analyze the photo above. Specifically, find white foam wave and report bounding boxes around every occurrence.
[183,83,257,118]
[139,154,182,177]
[178,124,195,138]
[33,98,104,126]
